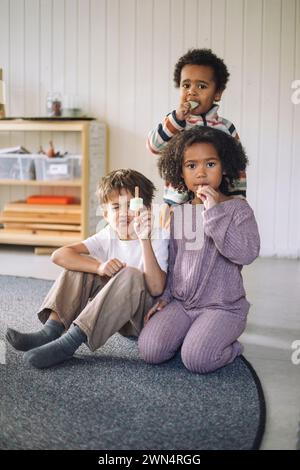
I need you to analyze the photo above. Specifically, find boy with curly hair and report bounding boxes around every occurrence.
[147,48,246,205]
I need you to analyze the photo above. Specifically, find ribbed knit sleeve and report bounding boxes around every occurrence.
[146,111,186,154]
[203,200,260,265]
[160,213,177,303]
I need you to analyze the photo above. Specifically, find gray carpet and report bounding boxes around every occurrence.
[0,275,265,450]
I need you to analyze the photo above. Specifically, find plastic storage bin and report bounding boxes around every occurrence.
[34,154,82,181]
[0,154,35,180]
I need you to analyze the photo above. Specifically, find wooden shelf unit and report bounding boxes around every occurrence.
[0,119,106,247]
[0,179,82,186]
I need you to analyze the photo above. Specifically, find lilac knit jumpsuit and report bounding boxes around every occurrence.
[138,199,260,373]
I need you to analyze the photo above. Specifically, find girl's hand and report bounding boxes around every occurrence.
[196,185,221,210]
[96,258,126,277]
[175,101,192,121]
[144,300,168,324]
[133,210,153,240]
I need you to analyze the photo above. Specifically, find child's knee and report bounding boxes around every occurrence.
[138,330,171,364]
[118,266,144,287]
[122,266,143,278]
[181,343,217,374]
[61,268,83,279]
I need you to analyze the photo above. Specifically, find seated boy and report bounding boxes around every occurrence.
[6,169,169,369]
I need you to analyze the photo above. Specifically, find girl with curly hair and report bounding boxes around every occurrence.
[138,127,260,374]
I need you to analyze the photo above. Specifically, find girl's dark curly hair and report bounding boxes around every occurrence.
[174,48,230,92]
[158,127,248,198]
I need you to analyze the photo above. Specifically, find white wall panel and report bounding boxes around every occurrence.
[169,0,185,111]
[242,0,263,213]
[119,0,136,170]
[289,0,300,256]
[135,0,155,180]
[275,0,297,256]
[257,0,281,256]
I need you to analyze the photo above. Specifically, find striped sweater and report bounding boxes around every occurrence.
[147,104,247,204]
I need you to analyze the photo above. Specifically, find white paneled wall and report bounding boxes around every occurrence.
[0,0,299,256]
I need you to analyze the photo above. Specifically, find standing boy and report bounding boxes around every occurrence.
[147,48,246,205]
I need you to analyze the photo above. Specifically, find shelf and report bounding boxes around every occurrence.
[0,119,106,247]
[0,179,82,187]
[0,120,90,132]
[0,230,82,246]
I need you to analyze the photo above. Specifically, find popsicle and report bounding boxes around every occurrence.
[189,100,198,110]
[130,186,143,215]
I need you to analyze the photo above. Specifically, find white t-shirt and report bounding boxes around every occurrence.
[82,225,169,273]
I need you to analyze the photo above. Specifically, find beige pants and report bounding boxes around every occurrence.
[37,267,154,351]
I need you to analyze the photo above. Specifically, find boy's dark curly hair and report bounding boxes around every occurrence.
[158,127,248,197]
[97,169,156,208]
[174,48,230,92]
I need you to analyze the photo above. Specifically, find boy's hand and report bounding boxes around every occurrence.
[196,185,221,210]
[133,210,153,240]
[96,258,126,277]
[175,101,192,121]
[144,300,168,324]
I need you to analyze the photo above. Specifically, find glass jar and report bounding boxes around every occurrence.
[62,94,82,117]
[46,92,62,117]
